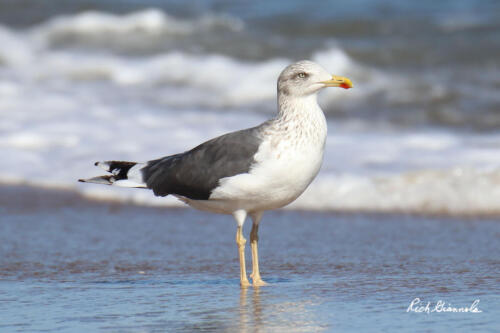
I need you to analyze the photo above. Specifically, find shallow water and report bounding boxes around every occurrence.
[1,185,498,332]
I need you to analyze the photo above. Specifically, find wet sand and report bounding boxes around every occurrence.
[0,185,499,332]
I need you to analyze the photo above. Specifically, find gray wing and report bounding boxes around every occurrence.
[141,126,263,200]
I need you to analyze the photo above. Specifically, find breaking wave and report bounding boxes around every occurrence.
[0,20,390,110]
[36,8,244,39]
[293,168,500,215]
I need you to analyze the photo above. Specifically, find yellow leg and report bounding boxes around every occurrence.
[250,214,267,287]
[236,226,251,288]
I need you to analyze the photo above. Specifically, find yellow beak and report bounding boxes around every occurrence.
[320,75,353,89]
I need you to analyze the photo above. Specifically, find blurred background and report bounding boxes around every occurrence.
[1,0,500,214]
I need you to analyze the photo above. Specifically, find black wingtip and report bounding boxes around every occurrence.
[78,179,85,182]
[94,162,99,166]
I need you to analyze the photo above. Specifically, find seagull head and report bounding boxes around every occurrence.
[277,60,353,97]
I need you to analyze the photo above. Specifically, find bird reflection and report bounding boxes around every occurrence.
[237,283,325,332]
[239,286,264,331]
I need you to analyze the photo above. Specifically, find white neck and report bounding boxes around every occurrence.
[274,92,327,148]
[277,93,320,119]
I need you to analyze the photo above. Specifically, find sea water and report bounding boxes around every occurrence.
[1,0,500,214]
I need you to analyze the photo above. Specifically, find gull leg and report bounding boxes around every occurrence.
[250,212,267,287]
[236,226,251,288]
[234,210,251,288]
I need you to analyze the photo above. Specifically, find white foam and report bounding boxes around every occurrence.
[0,26,35,66]
[292,167,500,215]
[35,8,244,39]
[1,132,50,150]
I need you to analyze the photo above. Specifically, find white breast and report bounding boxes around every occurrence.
[209,97,327,213]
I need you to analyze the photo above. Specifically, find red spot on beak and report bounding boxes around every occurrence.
[340,83,351,89]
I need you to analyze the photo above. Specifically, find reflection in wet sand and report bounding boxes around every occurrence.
[238,286,325,332]
[239,287,264,331]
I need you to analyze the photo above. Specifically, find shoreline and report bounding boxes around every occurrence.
[2,181,499,220]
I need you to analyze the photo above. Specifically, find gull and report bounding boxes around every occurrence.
[79,60,352,287]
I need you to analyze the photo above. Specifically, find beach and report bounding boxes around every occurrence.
[1,184,498,332]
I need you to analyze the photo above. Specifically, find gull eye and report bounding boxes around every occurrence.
[297,72,307,79]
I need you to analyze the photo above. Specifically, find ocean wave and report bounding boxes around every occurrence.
[292,168,500,215]
[0,21,370,108]
[0,12,466,118]
[35,8,243,39]
[0,21,383,110]
[1,6,499,130]
[27,9,245,57]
